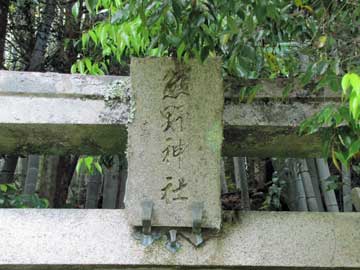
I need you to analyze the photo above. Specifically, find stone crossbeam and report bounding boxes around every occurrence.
[0,70,340,157]
[0,209,358,269]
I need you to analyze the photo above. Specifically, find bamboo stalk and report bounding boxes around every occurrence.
[234,157,250,210]
[17,157,28,189]
[298,159,320,211]
[233,157,242,191]
[78,170,87,207]
[272,159,296,210]
[220,158,228,194]
[290,159,308,211]
[102,156,120,209]
[38,155,58,207]
[306,159,325,212]
[117,168,127,209]
[342,164,352,212]
[23,155,40,195]
[0,155,18,184]
[85,170,102,209]
[352,188,360,212]
[315,159,339,212]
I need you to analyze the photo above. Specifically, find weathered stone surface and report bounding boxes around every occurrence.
[0,70,127,97]
[126,58,223,228]
[352,187,360,212]
[0,96,129,124]
[0,210,359,269]
[224,77,341,101]
[0,71,131,155]
[0,70,340,157]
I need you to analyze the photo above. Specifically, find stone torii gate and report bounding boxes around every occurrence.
[0,58,359,270]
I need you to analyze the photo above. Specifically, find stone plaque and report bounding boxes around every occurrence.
[126,57,223,228]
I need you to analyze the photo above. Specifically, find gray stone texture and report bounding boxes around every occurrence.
[0,70,341,157]
[126,58,223,228]
[0,210,359,269]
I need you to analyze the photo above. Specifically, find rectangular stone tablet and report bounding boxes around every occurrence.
[126,57,223,228]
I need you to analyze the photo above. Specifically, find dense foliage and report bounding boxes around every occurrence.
[74,1,360,80]
[301,72,360,169]
[0,184,48,208]
[72,0,360,168]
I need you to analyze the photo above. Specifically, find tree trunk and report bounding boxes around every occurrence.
[85,170,102,209]
[342,164,352,212]
[298,159,320,211]
[23,155,40,194]
[316,159,339,212]
[0,155,18,184]
[102,156,120,209]
[28,0,57,71]
[53,155,78,208]
[7,0,36,70]
[0,0,10,68]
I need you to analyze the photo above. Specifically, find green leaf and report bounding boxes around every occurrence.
[350,73,360,94]
[348,140,360,160]
[335,151,347,167]
[0,184,7,192]
[95,162,103,174]
[295,0,302,7]
[88,30,98,46]
[111,9,129,24]
[172,0,182,19]
[72,2,80,18]
[82,34,89,49]
[176,42,186,60]
[6,183,16,192]
[70,64,77,74]
[78,60,85,74]
[200,46,210,63]
[316,35,327,49]
[316,61,329,76]
[350,93,360,120]
[100,25,108,45]
[84,58,92,73]
[84,156,94,172]
[301,64,314,85]
[76,158,84,174]
[342,73,352,95]
[85,0,97,14]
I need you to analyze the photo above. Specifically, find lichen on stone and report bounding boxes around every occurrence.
[101,78,136,124]
[104,78,131,105]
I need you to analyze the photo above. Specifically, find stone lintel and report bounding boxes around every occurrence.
[0,71,339,157]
